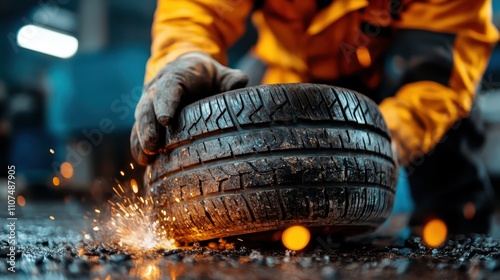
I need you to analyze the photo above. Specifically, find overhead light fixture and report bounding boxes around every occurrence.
[17,24,78,59]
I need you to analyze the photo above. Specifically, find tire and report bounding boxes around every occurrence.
[146,83,398,243]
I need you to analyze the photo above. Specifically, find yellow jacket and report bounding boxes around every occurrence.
[145,0,499,164]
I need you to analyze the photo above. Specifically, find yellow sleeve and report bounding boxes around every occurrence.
[379,0,499,164]
[145,0,253,84]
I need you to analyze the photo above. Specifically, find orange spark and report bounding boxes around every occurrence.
[88,176,176,251]
[52,177,60,187]
[142,264,160,279]
[112,187,122,198]
[131,179,139,194]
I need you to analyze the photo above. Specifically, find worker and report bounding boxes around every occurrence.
[130,0,499,234]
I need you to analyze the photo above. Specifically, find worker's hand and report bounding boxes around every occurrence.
[131,52,249,166]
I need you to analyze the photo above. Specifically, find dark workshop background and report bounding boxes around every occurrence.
[0,0,499,213]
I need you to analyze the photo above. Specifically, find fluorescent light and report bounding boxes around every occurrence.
[17,24,78,59]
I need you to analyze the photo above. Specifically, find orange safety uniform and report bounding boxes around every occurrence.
[145,0,499,163]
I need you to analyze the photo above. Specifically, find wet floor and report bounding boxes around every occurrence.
[2,201,500,279]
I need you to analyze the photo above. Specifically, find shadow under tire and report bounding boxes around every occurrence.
[146,83,398,243]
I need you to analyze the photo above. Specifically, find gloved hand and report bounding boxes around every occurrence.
[131,52,249,165]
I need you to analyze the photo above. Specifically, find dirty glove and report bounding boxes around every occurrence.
[131,52,249,166]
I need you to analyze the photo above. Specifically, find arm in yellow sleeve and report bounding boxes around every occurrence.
[379,0,499,165]
[145,0,253,84]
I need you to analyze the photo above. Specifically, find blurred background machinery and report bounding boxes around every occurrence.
[0,0,256,201]
[0,0,155,198]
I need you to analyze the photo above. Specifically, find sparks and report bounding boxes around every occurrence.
[88,176,176,251]
[131,179,139,194]
[120,171,125,176]
[142,264,160,278]
[49,216,55,220]
[130,163,135,170]
[49,148,55,154]
[112,187,122,198]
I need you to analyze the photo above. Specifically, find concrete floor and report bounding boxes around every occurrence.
[2,200,500,279]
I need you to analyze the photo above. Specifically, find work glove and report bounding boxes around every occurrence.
[131,52,249,166]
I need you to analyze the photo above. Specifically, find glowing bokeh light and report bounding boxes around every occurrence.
[53,177,60,186]
[282,225,311,251]
[463,202,476,220]
[17,25,78,58]
[60,162,74,179]
[49,216,55,220]
[17,195,26,207]
[423,219,447,248]
[356,46,372,68]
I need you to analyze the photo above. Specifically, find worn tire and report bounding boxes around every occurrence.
[146,84,398,243]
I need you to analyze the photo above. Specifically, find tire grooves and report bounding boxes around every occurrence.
[150,149,394,185]
[172,84,390,144]
[163,119,391,152]
[152,126,394,183]
[167,186,394,242]
[148,84,398,242]
[241,194,257,223]
[156,182,395,206]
